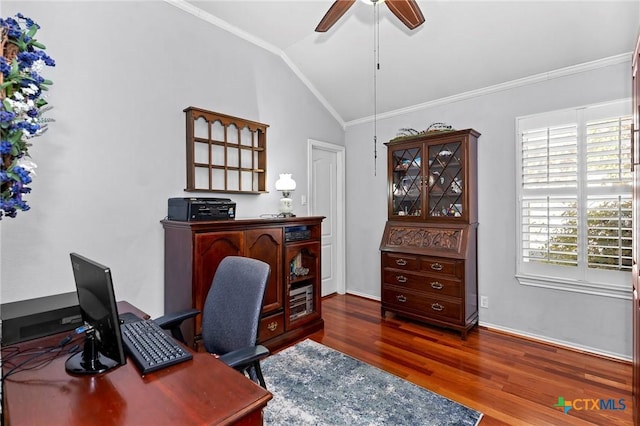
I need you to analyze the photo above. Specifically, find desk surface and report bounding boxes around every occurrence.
[2,301,272,425]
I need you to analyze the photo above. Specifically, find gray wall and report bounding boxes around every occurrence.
[345,60,632,359]
[0,1,344,318]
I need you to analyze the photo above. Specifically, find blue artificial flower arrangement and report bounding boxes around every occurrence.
[0,13,55,219]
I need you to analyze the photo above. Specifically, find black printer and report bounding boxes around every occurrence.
[168,197,236,221]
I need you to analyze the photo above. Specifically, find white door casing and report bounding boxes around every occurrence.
[308,139,345,296]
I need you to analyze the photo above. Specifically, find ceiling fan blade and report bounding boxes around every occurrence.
[385,0,425,30]
[315,0,356,32]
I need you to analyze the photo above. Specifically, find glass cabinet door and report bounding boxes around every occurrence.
[390,145,423,218]
[427,141,464,218]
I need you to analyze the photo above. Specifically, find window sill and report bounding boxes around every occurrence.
[515,273,631,300]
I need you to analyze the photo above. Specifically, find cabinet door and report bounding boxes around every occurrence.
[285,242,321,329]
[194,231,243,335]
[426,139,465,220]
[389,142,424,219]
[245,228,283,314]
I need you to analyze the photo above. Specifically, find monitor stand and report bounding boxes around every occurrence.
[65,328,119,375]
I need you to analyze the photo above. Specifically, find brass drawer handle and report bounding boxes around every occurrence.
[395,259,407,266]
[430,263,443,271]
[267,321,279,332]
[396,295,407,303]
[430,281,443,290]
[396,275,408,283]
[431,303,444,311]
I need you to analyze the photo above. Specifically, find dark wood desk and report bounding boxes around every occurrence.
[1,301,272,425]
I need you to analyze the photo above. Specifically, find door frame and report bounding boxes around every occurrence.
[307,139,346,295]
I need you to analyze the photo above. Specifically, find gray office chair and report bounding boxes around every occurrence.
[155,256,271,388]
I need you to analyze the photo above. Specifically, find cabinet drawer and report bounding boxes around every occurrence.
[383,287,461,322]
[420,257,460,277]
[382,253,420,270]
[382,269,461,298]
[259,312,285,342]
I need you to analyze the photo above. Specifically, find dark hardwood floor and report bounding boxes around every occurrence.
[303,294,632,425]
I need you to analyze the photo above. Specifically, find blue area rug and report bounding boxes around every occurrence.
[262,339,482,425]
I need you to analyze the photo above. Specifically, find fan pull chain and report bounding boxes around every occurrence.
[373,1,380,176]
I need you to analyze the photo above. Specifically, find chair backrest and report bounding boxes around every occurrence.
[201,256,271,355]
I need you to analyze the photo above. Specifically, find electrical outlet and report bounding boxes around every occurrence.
[480,296,489,309]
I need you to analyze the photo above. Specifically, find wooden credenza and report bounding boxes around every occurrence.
[161,216,324,351]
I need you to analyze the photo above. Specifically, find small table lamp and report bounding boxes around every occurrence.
[275,173,296,217]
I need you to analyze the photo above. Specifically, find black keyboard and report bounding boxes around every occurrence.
[120,319,193,374]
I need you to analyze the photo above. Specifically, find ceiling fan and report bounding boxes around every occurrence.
[315,0,425,32]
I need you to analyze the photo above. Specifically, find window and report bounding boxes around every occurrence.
[516,100,632,298]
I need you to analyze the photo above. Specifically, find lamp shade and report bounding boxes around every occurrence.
[275,174,296,192]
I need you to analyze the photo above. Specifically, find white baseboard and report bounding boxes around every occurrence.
[478,320,630,362]
[342,291,630,362]
[345,290,380,301]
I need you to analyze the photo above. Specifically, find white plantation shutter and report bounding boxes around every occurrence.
[585,115,633,273]
[521,124,579,267]
[521,125,578,190]
[516,100,631,298]
[521,196,578,266]
[586,195,632,270]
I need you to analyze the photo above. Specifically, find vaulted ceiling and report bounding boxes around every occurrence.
[180,1,640,125]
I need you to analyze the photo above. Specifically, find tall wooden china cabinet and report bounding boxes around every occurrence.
[631,32,640,426]
[380,129,480,339]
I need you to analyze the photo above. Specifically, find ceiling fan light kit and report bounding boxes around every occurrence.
[315,0,425,33]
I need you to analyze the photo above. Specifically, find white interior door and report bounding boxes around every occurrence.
[308,139,345,296]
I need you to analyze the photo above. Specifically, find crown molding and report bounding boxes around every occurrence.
[165,0,346,128]
[279,54,345,128]
[346,52,632,127]
[166,0,281,56]
[166,1,630,131]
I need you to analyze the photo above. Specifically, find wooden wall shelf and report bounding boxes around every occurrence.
[184,107,268,194]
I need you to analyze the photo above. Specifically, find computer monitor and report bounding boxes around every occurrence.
[65,253,126,375]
